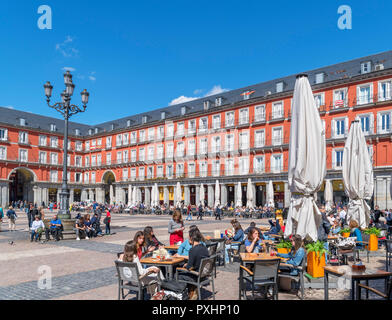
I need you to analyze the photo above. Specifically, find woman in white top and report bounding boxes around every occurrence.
[118,240,164,296]
[30,216,45,242]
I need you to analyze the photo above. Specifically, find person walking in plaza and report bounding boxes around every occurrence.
[30,215,45,242]
[168,209,185,245]
[6,206,17,231]
[215,205,222,220]
[104,209,111,235]
[197,203,203,221]
[186,203,192,221]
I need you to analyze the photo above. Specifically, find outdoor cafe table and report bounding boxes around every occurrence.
[140,256,185,280]
[164,245,179,251]
[323,265,392,300]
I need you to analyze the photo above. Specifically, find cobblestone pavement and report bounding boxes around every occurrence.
[0,210,389,300]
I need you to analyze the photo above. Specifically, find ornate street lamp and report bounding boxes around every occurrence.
[44,71,89,219]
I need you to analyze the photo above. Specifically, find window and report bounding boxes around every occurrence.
[139,148,145,161]
[75,129,80,136]
[131,149,137,162]
[85,156,90,167]
[97,154,102,165]
[39,135,47,146]
[139,130,145,142]
[116,134,122,146]
[225,158,234,176]
[89,128,93,135]
[215,97,222,107]
[161,112,166,120]
[106,153,111,165]
[85,141,90,151]
[19,118,26,126]
[361,61,371,74]
[176,142,184,157]
[333,88,347,108]
[91,172,96,183]
[166,143,174,158]
[50,171,58,183]
[19,132,28,144]
[272,102,284,119]
[188,120,196,134]
[181,107,186,115]
[106,136,112,148]
[357,84,373,105]
[177,122,184,136]
[176,163,184,178]
[76,141,82,151]
[379,80,392,101]
[239,132,249,150]
[50,124,56,132]
[0,128,7,141]
[157,145,164,159]
[148,128,155,140]
[226,134,234,152]
[239,157,249,175]
[212,115,221,129]
[131,168,137,181]
[75,156,82,167]
[123,133,129,145]
[166,165,173,179]
[199,117,208,132]
[315,73,325,84]
[84,172,89,183]
[188,140,196,156]
[68,140,72,150]
[254,130,265,147]
[226,111,235,127]
[157,166,164,178]
[115,151,121,164]
[148,146,154,160]
[188,163,196,178]
[147,167,154,179]
[199,162,208,177]
[314,93,325,108]
[211,136,221,152]
[130,132,137,144]
[212,160,220,176]
[334,149,344,168]
[157,126,164,139]
[19,149,28,162]
[378,111,392,133]
[272,127,283,145]
[142,116,148,124]
[50,136,58,148]
[358,114,373,135]
[332,118,347,138]
[276,82,284,93]
[199,138,208,154]
[254,156,265,173]
[204,101,210,110]
[139,167,145,180]
[67,155,71,166]
[127,120,132,127]
[167,124,174,138]
[271,154,283,173]
[0,147,7,160]
[75,173,82,183]
[239,108,249,124]
[254,105,266,122]
[242,90,254,100]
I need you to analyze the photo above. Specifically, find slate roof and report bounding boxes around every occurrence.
[1,50,392,137]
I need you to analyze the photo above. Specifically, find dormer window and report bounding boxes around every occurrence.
[242,90,254,100]
[111,124,115,131]
[203,101,210,110]
[20,118,26,126]
[142,116,148,124]
[181,107,187,116]
[215,97,222,107]
[127,120,132,127]
[315,72,325,84]
[50,124,56,132]
[161,112,166,120]
[361,61,371,74]
[88,129,93,136]
[94,128,99,134]
[75,129,80,136]
[276,82,284,93]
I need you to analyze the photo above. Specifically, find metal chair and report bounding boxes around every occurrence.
[227,241,246,263]
[240,258,281,300]
[386,239,392,272]
[176,255,216,300]
[206,242,218,278]
[114,260,158,300]
[358,277,392,300]
[215,239,226,267]
[278,253,307,300]
[354,232,370,263]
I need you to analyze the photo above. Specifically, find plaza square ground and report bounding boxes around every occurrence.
[0,210,388,300]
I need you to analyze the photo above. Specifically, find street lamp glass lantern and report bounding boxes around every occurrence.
[64,71,73,85]
[44,82,53,98]
[81,89,90,105]
[66,83,75,96]
[61,90,66,103]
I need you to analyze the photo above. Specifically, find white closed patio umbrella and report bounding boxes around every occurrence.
[110,185,114,205]
[324,180,334,213]
[200,184,205,206]
[236,182,243,207]
[266,181,275,208]
[214,180,220,207]
[342,120,374,229]
[246,178,254,209]
[128,185,132,206]
[284,74,326,241]
[150,185,155,207]
[175,182,182,207]
[132,186,137,206]
[154,183,159,207]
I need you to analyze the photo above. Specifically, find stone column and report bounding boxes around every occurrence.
[234,184,239,206]
[81,189,88,202]
[284,182,291,208]
[252,183,257,208]
[184,186,190,206]
[221,184,227,206]
[163,186,169,205]
[144,187,151,206]
[69,189,74,204]
[196,185,200,206]
[375,177,392,209]
[208,185,214,208]
[42,188,48,207]
[33,185,39,206]
[1,184,9,208]
[56,188,60,204]
[88,189,94,202]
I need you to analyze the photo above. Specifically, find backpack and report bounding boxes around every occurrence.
[103,217,109,224]
[159,280,188,300]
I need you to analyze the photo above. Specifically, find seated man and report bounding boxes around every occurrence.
[90,213,103,236]
[30,216,45,242]
[264,219,281,239]
[75,216,89,241]
[45,215,63,241]
[244,222,263,237]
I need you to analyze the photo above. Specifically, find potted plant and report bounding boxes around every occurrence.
[276,239,292,254]
[364,227,380,251]
[340,228,351,238]
[305,241,328,278]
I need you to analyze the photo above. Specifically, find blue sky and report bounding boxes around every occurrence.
[0,0,390,125]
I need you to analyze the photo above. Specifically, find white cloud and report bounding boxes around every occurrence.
[169,84,230,106]
[4,105,14,109]
[56,36,79,58]
[62,67,76,72]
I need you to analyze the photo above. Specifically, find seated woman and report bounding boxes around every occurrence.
[143,226,164,252]
[75,216,89,241]
[30,215,45,242]
[177,229,209,300]
[224,221,244,263]
[349,219,363,249]
[244,227,266,253]
[133,231,150,259]
[273,235,305,276]
[118,240,164,298]
[84,214,93,238]
[175,225,206,258]
[331,219,341,234]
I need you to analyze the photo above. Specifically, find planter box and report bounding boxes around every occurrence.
[342,232,350,238]
[277,248,290,255]
[367,233,378,251]
[307,251,326,278]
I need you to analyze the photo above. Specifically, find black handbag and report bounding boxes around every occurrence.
[160,280,187,293]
